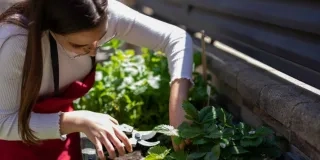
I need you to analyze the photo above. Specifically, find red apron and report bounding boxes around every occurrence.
[0,33,96,160]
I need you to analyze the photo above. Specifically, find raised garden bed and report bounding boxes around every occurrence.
[76,39,285,160]
[81,102,283,160]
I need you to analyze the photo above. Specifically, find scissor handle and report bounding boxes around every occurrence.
[118,124,134,134]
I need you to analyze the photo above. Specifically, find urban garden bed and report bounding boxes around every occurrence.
[75,38,284,160]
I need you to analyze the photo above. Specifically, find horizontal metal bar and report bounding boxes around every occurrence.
[186,0,320,35]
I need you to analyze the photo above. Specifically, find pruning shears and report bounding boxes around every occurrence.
[81,123,160,160]
[118,123,160,147]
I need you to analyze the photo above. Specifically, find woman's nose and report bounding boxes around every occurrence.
[88,41,98,56]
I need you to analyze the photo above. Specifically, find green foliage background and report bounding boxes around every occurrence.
[73,39,211,130]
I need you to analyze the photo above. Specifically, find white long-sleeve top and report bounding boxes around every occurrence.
[0,0,193,140]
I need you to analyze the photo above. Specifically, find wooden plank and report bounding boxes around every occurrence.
[186,0,320,35]
[184,9,320,73]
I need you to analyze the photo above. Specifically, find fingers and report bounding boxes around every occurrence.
[99,133,117,159]
[106,115,132,154]
[114,126,133,153]
[107,130,126,157]
[93,137,106,160]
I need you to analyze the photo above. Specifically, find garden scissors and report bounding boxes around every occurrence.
[81,123,160,160]
[117,123,160,147]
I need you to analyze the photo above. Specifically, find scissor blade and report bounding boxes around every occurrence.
[138,140,160,147]
[140,131,157,140]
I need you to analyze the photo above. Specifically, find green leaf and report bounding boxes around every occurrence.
[173,136,184,145]
[222,128,235,138]
[240,137,264,147]
[225,113,234,126]
[199,106,216,123]
[193,51,202,68]
[187,152,206,160]
[216,108,226,124]
[185,115,195,121]
[205,130,223,139]
[203,123,222,139]
[182,101,199,121]
[219,138,230,147]
[179,124,203,139]
[147,146,171,160]
[148,146,169,155]
[192,138,209,145]
[204,123,218,133]
[145,154,161,160]
[177,122,189,131]
[153,125,179,136]
[236,122,251,135]
[212,144,221,159]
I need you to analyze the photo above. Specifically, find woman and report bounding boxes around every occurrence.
[0,0,193,159]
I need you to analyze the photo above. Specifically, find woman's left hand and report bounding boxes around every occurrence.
[169,78,192,151]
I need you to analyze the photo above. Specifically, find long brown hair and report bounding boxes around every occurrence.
[0,0,108,144]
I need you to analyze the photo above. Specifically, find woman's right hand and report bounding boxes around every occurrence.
[61,110,133,160]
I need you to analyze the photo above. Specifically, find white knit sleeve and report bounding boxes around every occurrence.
[107,0,194,85]
[0,35,61,140]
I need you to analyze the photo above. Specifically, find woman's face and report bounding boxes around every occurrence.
[52,19,108,57]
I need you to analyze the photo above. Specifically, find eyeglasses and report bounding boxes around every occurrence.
[50,31,117,59]
[73,32,117,58]
[90,32,117,52]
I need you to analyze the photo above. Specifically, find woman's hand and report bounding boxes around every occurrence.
[169,78,192,151]
[60,111,133,160]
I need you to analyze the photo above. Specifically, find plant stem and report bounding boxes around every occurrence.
[201,30,207,82]
[201,30,210,107]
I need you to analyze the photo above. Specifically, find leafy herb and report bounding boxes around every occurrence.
[148,102,282,159]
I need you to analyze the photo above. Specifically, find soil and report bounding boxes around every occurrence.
[114,151,144,160]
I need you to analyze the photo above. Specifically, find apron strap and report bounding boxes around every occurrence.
[48,33,96,97]
[49,33,60,97]
[91,56,96,70]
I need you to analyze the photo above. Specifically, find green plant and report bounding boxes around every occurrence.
[147,101,282,160]
[73,39,213,130]
[74,45,169,129]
